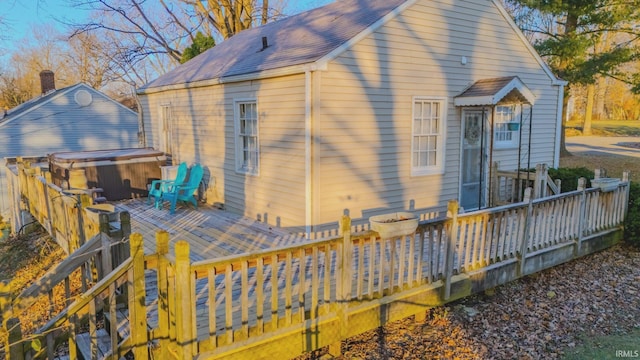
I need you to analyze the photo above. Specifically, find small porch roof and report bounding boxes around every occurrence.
[454,76,536,107]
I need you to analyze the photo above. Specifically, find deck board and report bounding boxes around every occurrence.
[109,199,530,342]
[115,199,306,261]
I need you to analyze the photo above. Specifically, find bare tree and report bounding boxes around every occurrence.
[0,73,32,109]
[64,0,202,85]
[65,32,112,88]
[184,0,258,39]
[63,0,293,86]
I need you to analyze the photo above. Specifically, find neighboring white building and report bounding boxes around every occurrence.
[0,71,140,215]
[138,0,566,235]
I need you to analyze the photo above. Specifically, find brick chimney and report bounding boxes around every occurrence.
[39,70,55,94]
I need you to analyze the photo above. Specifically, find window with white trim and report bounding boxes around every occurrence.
[411,97,446,176]
[234,100,259,175]
[494,105,520,148]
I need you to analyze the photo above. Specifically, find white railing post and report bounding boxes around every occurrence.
[444,200,459,300]
[99,214,113,280]
[622,171,631,223]
[491,162,499,206]
[340,215,353,302]
[155,231,171,356]
[533,163,548,198]
[175,240,194,360]
[554,179,562,194]
[518,188,534,276]
[533,164,540,199]
[594,168,604,180]
[575,178,587,256]
[329,215,352,357]
[129,233,149,360]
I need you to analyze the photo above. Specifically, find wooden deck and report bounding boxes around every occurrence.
[114,199,307,261]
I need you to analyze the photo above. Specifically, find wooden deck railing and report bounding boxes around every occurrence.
[6,157,129,254]
[493,163,561,205]
[1,171,630,360]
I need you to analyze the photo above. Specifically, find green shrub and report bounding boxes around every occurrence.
[548,167,594,193]
[624,182,640,247]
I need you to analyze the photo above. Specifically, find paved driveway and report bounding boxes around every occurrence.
[565,136,640,158]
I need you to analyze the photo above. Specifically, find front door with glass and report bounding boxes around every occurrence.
[460,109,488,210]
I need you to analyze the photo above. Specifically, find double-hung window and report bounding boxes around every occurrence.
[494,105,520,148]
[235,100,259,175]
[411,97,446,176]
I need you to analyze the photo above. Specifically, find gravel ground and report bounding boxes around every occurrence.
[296,244,640,360]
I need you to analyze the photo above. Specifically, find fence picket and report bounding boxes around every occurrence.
[256,257,264,334]
[271,254,279,331]
[285,251,293,326]
[311,247,319,319]
[368,238,375,297]
[357,240,364,300]
[298,248,306,323]
[175,239,195,360]
[407,233,415,287]
[322,247,331,315]
[416,230,424,285]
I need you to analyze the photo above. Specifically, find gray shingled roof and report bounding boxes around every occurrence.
[0,84,78,125]
[454,76,536,106]
[457,77,518,98]
[141,0,408,90]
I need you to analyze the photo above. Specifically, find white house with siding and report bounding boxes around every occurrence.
[138,0,566,235]
[0,71,140,215]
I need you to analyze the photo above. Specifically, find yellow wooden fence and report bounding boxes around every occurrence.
[1,171,629,360]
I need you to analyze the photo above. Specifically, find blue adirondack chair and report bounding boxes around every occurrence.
[147,162,188,208]
[159,164,204,214]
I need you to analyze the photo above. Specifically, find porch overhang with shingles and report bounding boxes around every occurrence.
[454,76,536,107]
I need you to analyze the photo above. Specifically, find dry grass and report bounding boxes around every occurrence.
[0,228,63,294]
[565,120,640,137]
[0,227,81,356]
[560,152,640,183]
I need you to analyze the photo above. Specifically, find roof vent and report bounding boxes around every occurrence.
[74,89,93,106]
[261,36,269,51]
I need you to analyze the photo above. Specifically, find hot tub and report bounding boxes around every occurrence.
[49,148,167,201]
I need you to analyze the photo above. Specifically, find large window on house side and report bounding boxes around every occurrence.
[234,100,260,175]
[494,105,520,149]
[411,97,446,176]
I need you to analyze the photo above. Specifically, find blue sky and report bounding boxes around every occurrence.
[0,0,334,52]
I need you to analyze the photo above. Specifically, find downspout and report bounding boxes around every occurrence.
[527,105,533,183]
[488,106,495,208]
[479,108,486,210]
[553,84,566,167]
[305,70,313,237]
[516,104,524,197]
[133,83,147,148]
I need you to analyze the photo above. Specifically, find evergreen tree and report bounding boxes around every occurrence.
[180,32,216,64]
[505,0,640,139]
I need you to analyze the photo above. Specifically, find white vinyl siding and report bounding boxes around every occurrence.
[493,105,519,149]
[139,0,562,233]
[234,100,259,175]
[315,0,560,228]
[412,97,446,176]
[139,74,307,230]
